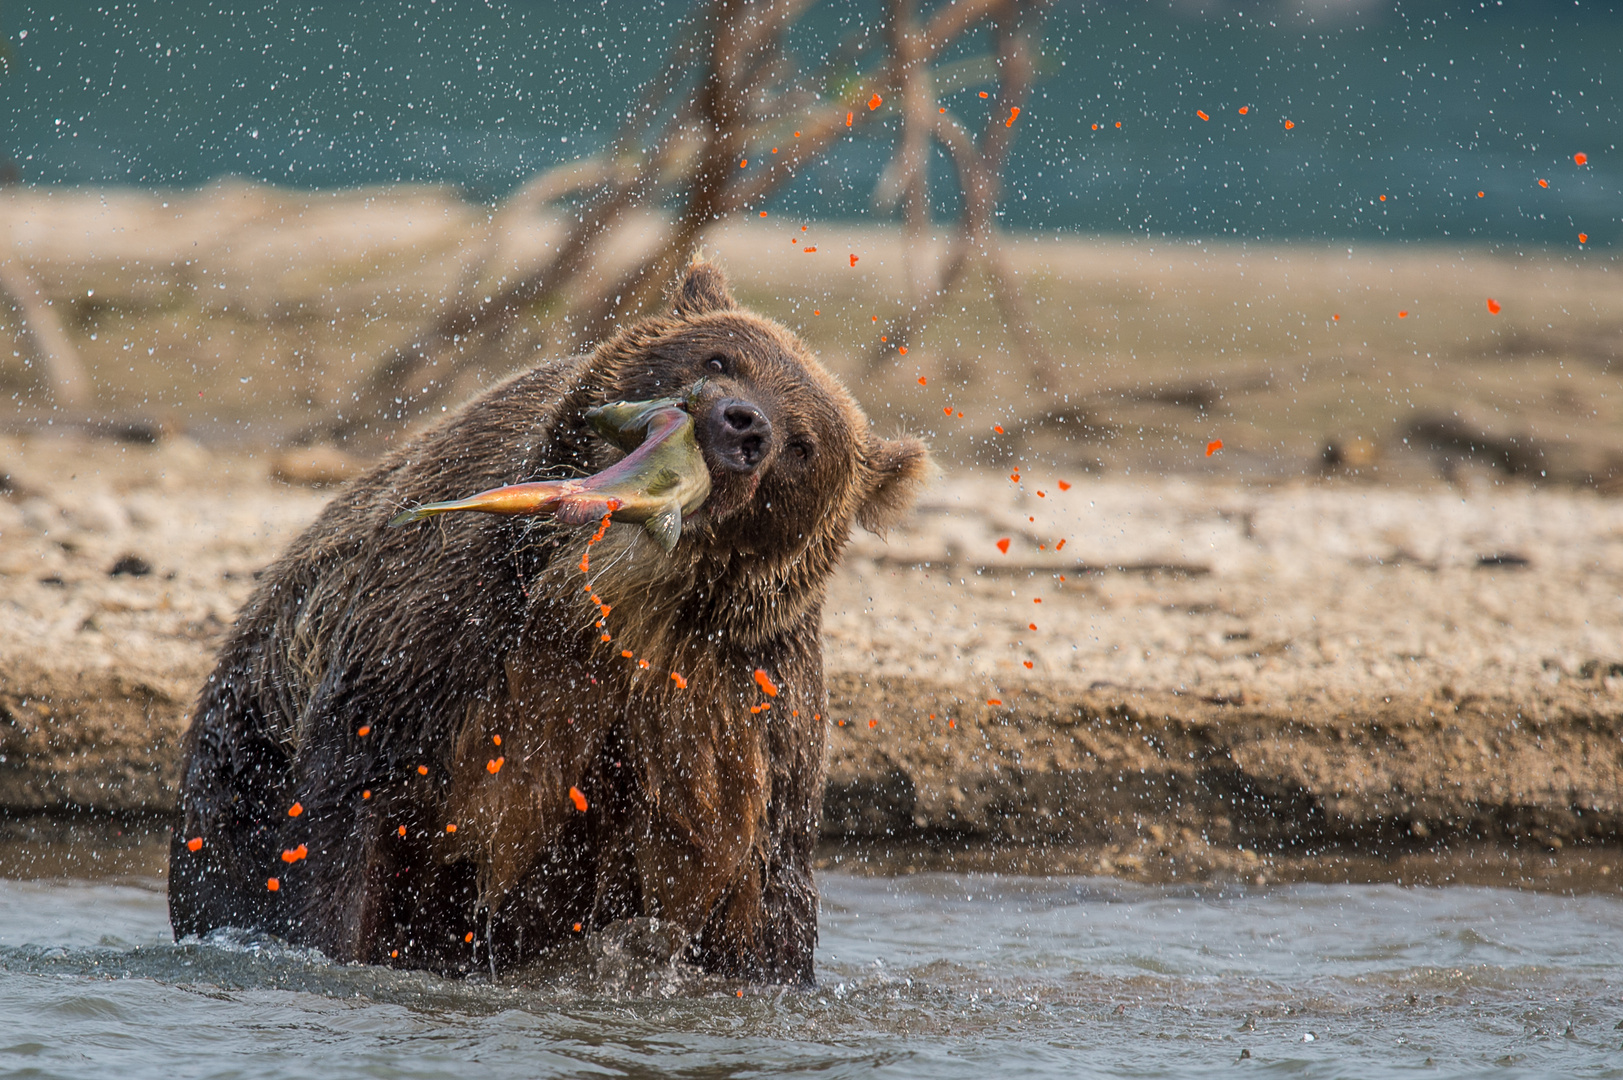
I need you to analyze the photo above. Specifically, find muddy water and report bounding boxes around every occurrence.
[3,863,1622,1079]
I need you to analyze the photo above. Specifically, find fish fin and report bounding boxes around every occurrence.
[642,502,683,553]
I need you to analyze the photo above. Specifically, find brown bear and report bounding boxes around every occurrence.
[167,259,929,984]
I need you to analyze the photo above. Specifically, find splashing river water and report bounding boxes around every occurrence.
[2,869,1620,1078]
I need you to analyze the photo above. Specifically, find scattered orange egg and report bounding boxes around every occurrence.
[465,932,474,943]
[1057,480,1071,491]
[391,949,399,958]
[638,658,650,669]
[362,790,371,800]
[979,91,989,99]
[868,93,883,110]
[398,825,407,836]
[417,765,429,775]
[1196,110,1210,121]
[918,377,927,385]
[1056,539,1067,550]
[1477,191,1485,198]
[1005,106,1020,127]
[1332,313,1340,321]
[1579,233,1588,243]
[622,649,633,658]
[849,254,858,266]
[357,725,370,737]
[794,131,801,137]
[1206,439,1223,456]
[1486,298,1501,314]
[281,844,307,863]
[987,698,1002,706]
[1284,120,1295,129]
[996,538,1011,554]
[993,424,1005,434]
[899,346,908,355]
[1538,178,1549,188]
[868,719,877,729]
[804,246,816,253]
[739,160,747,168]
[486,757,504,774]
[287,801,303,817]
[1398,310,1409,318]
[754,669,780,696]
[186,836,203,852]
[266,877,279,891]
[1575,152,1588,166]
[1238,106,1249,115]
[569,786,589,812]
[845,111,853,126]
[1379,194,1386,201]
[445,823,456,834]
[573,922,583,932]
[1115,121,1122,128]
[671,672,688,689]
[944,406,953,415]
[1024,661,1034,669]
[759,211,767,217]
[1092,123,1098,130]
[940,107,946,113]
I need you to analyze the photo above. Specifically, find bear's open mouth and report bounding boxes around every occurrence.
[388,393,712,552]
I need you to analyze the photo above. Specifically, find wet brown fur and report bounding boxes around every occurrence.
[167,260,929,983]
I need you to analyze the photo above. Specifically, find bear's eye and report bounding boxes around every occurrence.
[788,439,813,462]
[705,355,728,374]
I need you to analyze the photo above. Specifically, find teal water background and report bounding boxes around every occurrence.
[3,1,1619,245]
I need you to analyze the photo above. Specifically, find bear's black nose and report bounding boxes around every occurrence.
[709,397,773,473]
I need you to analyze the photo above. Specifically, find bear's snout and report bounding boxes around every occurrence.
[709,397,774,473]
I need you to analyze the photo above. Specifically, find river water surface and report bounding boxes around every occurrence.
[3,867,1621,1079]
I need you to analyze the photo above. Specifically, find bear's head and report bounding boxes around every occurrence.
[585,259,930,611]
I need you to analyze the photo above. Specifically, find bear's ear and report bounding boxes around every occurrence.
[857,433,932,535]
[670,258,738,318]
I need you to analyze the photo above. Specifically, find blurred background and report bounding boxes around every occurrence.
[1,0,1620,486]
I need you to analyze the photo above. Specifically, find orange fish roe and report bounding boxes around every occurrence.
[804,247,816,253]
[1024,661,1034,669]
[1539,179,1549,188]
[1056,539,1066,550]
[1057,480,1071,491]
[671,672,688,689]
[868,719,877,728]
[1486,298,1501,314]
[362,790,371,800]
[573,922,583,932]
[1579,233,1588,243]
[287,801,303,817]
[979,91,989,98]
[465,932,474,943]
[1284,120,1295,129]
[993,425,1004,434]
[1005,106,1020,127]
[1115,121,1122,128]
[996,538,1011,554]
[186,836,203,852]
[1196,110,1209,121]
[845,111,853,126]
[1379,194,1386,201]
[357,725,370,737]
[638,658,650,669]
[1238,106,1249,115]
[1575,152,1589,165]
[813,310,820,315]
[1332,313,1340,321]
[281,844,308,864]
[949,719,956,728]
[1028,623,1037,631]
[622,650,634,659]
[1478,191,1485,197]
[987,698,1002,706]
[918,377,927,386]
[739,160,747,168]
[868,93,882,110]
[850,254,858,266]
[1206,439,1223,456]
[794,131,801,137]
[569,786,589,812]
[899,347,908,355]
[486,757,504,774]
[418,765,429,775]
[1398,310,1409,318]
[943,406,952,415]
[398,825,407,836]
[1037,490,1046,498]
[266,877,279,891]
[391,949,399,958]
[754,668,780,696]
[445,823,457,834]
[760,210,767,217]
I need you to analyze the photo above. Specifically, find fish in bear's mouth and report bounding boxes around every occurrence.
[389,384,720,553]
